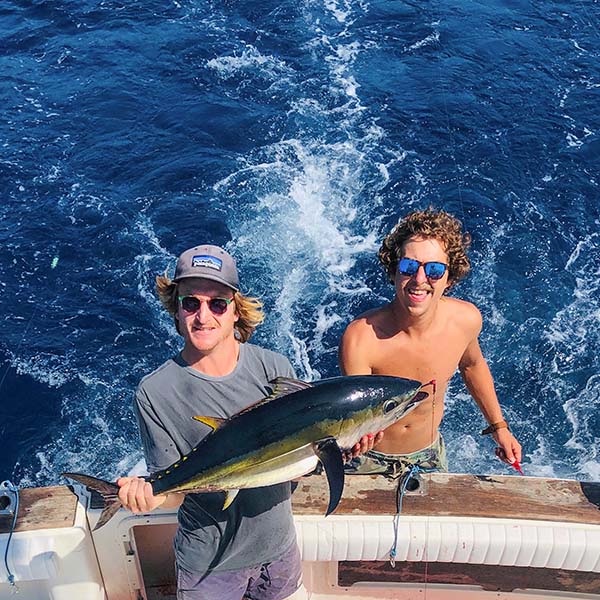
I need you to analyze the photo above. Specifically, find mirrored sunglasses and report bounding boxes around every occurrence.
[398,258,448,280]
[178,295,233,315]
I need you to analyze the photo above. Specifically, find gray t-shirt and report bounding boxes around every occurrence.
[134,343,297,574]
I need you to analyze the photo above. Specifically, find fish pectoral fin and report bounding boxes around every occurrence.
[313,438,345,516]
[192,416,226,431]
[222,489,239,510]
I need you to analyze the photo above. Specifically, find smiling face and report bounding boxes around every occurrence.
[176,277,238,359]
[393,236,451,317]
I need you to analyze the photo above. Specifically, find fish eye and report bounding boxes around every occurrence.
[383,400,398,414]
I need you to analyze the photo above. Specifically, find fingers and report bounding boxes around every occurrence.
[117,477,157,513]
[495,445,516,464]
[348,431,383,459]
[493,430,522,464]
[352,434,372,458]
[360,434,374,454]
[512,440,523,463]
[495,441,523,465]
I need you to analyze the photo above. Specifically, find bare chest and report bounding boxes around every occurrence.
[370,330,468,387]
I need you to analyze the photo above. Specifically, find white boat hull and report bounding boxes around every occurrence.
[1,473,599,599]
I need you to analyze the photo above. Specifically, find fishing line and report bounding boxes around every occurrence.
[387,378,437,599]
[423,377,438,596]
[422,0,475,591]
[573,1,599,38]
[433,14,467,225]
[389,460,437,567]
[0,256,60,398]
[0,256,59,578]
[389,463,421,567]
[0,320,33,395]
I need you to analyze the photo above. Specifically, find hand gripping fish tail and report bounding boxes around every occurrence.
[63,374,429,530]
[61,473,122,530]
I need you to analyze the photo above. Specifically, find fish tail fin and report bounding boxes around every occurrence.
[62,472,122,530]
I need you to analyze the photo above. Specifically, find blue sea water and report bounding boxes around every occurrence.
[0,0,599,488]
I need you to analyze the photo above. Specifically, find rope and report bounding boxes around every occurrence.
[1,480,19,590]
[388,463,438,568]
[387,378,438,600]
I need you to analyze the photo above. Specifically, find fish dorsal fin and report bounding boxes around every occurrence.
[267,376,313,398]
[231,377,314,419]
[192,416,227,431]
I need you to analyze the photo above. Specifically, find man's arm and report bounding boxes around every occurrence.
[338,319,373,375]
[125,387,186,513]
[458,311,522,464]
[338,319,384,454]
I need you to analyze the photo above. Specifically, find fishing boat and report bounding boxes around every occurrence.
[1,472,599,599]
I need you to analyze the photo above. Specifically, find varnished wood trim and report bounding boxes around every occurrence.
[338,561,600,594]
[292,473,600,525]
[0,486,77,533]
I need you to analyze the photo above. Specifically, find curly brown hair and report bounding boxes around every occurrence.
[155,274,264,342]
[378,208,471,289]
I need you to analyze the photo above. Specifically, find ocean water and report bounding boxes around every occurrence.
[1,0,598,488]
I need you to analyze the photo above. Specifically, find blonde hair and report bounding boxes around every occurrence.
[379,208,471,290]
[155,274,264,342]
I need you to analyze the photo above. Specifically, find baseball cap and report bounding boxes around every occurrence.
[173,245,239,291]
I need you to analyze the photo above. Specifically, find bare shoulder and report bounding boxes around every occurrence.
[442,297,483,334]
[339,306,389,374]
[341,306,387,342]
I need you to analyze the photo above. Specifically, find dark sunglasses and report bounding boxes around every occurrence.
[178,295,233,315]
[398,258,448,280]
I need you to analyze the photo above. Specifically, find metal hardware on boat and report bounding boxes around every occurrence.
[1,480,19,589]
[403,473,428,496]
[123,541,135,557]
[0,481,18,516]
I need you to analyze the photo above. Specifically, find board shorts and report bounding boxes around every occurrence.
[176,541,303,600]
[345,433,448,479]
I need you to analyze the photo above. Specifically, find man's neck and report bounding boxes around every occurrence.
[181,338,240,377]
[389,298,440,337]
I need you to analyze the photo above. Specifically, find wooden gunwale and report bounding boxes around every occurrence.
[1,473,599,535]
[292,472,600,524]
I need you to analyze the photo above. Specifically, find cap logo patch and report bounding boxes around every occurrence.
[191,255,222,271]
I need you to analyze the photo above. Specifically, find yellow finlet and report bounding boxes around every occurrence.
[222,489,239,510]
[193,416,226,431]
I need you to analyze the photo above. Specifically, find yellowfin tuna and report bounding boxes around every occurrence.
[64,375,428,529]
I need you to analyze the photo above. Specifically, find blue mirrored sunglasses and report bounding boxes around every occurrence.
[398,258,448,280]
[178,295,233,315]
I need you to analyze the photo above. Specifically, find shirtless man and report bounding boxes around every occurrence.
[340,209,522,477]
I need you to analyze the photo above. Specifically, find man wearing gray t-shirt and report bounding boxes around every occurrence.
[116,244,305,600]
[117,244,377,599]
